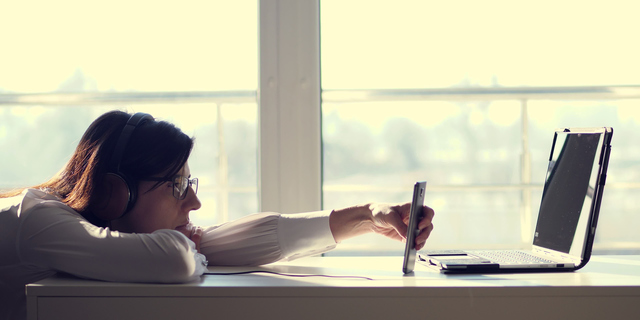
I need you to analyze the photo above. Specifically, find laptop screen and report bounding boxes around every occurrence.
[533,129,607,256]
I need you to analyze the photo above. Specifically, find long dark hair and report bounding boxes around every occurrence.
[1,110,194,225]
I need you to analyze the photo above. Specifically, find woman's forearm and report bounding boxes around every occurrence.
[329,204,374,243]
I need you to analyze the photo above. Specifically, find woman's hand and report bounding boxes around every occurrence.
[369,203,434,250]
[329,202,435,250]
[175,224,204,253]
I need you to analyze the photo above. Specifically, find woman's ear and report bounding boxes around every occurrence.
[90,173,130,221]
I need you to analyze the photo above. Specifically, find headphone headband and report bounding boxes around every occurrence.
[109,112,154,173]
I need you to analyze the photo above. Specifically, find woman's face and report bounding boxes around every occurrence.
[109,162,201,233]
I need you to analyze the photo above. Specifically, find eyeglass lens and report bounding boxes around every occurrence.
[173,176,197,199]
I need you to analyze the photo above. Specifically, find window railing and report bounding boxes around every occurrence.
[322,85,640,102]
[321,85,640,254]
[0,91,256,105]
[0,90,258,226]
[3,85,639,253]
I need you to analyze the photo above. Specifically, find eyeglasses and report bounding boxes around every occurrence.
[141,175,198,200]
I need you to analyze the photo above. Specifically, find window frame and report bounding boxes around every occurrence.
[3,1,640,252]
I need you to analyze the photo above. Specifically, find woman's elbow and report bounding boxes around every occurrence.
[156,250,201,283]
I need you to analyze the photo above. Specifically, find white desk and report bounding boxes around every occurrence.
[27,255,640,320]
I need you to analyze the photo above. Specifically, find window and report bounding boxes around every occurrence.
[321,0,640,254]
[0,0,258,226]
[3,1,639,256]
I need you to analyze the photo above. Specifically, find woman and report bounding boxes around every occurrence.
[0,110,435,320]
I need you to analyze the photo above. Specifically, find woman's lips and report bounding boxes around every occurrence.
[175,221,191,231]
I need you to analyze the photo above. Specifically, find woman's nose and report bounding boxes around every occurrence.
[183,186,202,212]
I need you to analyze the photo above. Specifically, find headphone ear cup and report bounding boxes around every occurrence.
[91,173,131,221]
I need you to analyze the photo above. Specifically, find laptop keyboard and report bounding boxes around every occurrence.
[473,250,556,264]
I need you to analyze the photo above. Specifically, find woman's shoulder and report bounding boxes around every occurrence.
[10,188,79,219]
[23,188,63,202]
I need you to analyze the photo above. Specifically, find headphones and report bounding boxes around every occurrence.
[91,112,154,221]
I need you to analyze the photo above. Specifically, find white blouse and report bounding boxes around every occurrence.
[0,189,337,320]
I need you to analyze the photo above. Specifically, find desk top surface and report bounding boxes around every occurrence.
[27,255,640,297]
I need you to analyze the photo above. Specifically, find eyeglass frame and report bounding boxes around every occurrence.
[140,175,198,200]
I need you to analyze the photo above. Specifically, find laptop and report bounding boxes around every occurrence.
[403,127,614,274]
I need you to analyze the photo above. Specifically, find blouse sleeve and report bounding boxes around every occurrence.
[17,200,207,284]
[200,210,337,266]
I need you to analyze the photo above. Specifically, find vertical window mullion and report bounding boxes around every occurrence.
[520,99,532,246]
[258,0,321,214]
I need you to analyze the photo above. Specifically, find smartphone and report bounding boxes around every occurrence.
[402,181,427,274]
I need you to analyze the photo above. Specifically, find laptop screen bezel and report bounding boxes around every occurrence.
[531,127,613,266]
